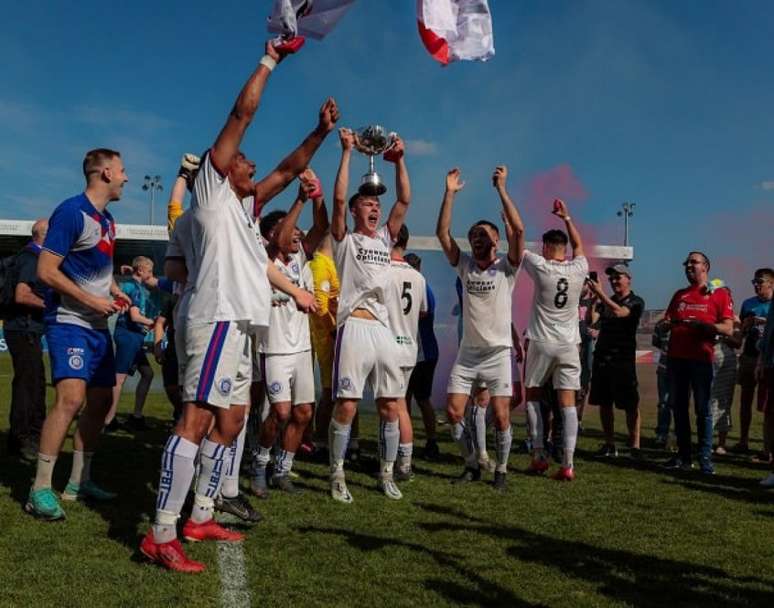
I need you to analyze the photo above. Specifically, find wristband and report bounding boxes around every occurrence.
[259,55,277,72]
[564,216,572,222]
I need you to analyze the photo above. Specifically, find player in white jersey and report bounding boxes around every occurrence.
[252,171,328,496]
[436,166,524,493]
[141,42,338,573]
[521,199,588,482]
[328,127,411,503]
[383,225,427,481]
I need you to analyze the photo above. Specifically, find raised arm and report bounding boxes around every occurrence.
[492,166,525,266]
[331,128,354,241]
[167,154,200,234]
[436,169,464,266]
[275,188,308,254]
[385,137,411,240]
[253,98,340,210]
[552,199,584,258]
[211,42,283,174]
[304,182,329,257]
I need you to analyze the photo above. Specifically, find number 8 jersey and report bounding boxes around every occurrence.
[521,250,588,344]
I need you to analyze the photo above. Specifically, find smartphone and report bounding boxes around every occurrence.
[588,271,598,282]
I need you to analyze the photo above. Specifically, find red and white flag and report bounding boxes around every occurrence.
[268,0,356,40]
[417,0,495,66]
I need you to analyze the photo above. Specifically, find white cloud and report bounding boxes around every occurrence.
[761,181,774,191]
[405,139,438,156]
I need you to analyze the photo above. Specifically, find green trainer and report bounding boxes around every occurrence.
[61,480,117,502]
[25,487,66,521]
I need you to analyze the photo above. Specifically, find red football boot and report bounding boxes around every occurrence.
[551,466,576,482]
[526,458,549,475]
[182,518,245,543]
[139,529,205,573]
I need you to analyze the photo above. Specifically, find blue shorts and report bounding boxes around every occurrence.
[46,323,116,388]
[114,327,150,375]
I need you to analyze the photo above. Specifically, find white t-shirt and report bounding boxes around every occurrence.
[455,252,518,349]
[384,259,427,368]
[261,249,313,355]
[332,225,394,327]
[521,250,588,344]
[185,152,271,329]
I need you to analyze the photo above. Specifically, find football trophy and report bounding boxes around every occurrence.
[354,125,398,196]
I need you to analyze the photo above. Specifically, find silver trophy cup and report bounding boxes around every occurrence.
[354,125,397,197]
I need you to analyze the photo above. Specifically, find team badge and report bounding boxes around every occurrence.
[269,381,283,396]
[678,302,687,312]
[69,355,84,370]
[338,377,353,392]
[218,377,233,395]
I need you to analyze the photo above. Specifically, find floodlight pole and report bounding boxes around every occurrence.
[142,175,163,225]
[617,202,636,247]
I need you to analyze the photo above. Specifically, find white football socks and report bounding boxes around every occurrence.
[221,423,247,499]
[562,407,578,469]
[33,453,57,491]
[329,419,351,474]
[68,450,93,487]
[526,401,544,452]
[191,438,227,523]
[495,426,513,473]
[153,434,199,543]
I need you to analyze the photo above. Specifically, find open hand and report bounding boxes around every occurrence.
[446,168,465,193]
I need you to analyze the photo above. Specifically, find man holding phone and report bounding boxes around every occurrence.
[587,265,645,458]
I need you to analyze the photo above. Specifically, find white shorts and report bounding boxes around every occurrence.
[262,350,315,406]
[333,317,404,400]
[182,321,252,408]
[524,340,581,390]
[448,346,513,398]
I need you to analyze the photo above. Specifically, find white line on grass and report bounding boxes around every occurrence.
[215,514,251,608]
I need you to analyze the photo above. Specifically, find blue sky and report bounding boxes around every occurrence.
[1,0,772,309]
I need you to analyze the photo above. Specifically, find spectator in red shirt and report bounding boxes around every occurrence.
[658,251,734,474]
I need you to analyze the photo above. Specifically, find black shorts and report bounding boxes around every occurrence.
[589,356,639,411]
[161,346,179,388]
[408,359,437,401]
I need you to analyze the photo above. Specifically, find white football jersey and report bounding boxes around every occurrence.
[384,259,427,368]
[332,225,394,327]
[456,252,518,349]
[185,152,271,329]
[522,250,588,344]
[261,249,313,355]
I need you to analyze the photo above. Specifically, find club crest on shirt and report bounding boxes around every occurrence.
[338,377,353,392]
[218,377,233,395]
[268,381,283,396]
[68,355,84,370]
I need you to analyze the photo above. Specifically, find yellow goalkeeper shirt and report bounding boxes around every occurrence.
[309,252,339,344]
